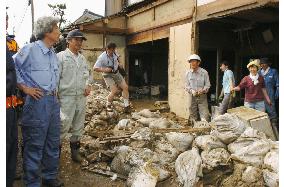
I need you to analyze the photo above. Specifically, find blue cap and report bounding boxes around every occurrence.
[66,29,87,40]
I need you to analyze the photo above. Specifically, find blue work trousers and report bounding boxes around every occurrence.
[21,95,60,187]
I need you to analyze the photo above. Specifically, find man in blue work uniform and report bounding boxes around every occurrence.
[6,39,18,187]
[259,58,279,122]
[13,16,64,187]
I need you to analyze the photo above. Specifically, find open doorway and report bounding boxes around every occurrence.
[127,38,169,100]
[198,5,279,108]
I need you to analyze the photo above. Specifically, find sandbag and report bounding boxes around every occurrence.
[263,169,278,187]
[116,119,131,130]
[201,148,231,171]
[165,132,194,152]
[195,135,226,151]
[137,117,157,126]
[137,109,160,118]
[131,127,153,141]
[127,162,159,187]
[228,128,271,167]
[211,113,246,144]
[175,147,202,187]
[264,141,279,173]
[241,166,262,183]
[110,146,132,176]
[149,118,171,129]
[154,140,179,164]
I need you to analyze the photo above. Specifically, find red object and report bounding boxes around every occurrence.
[238,75,265,102]
[6,95,23,109]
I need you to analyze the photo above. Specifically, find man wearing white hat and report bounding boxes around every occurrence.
[185,54,211,122]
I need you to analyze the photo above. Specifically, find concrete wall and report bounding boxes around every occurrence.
[81,33,104,80]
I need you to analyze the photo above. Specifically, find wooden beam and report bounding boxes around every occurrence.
[79,24,127,35]
[152,127,211,133]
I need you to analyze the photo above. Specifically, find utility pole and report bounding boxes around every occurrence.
[29,0,34,32]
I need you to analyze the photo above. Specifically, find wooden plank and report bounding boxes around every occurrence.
[86,167,127,180]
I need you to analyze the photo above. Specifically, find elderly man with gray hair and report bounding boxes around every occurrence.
[13,16,64,187]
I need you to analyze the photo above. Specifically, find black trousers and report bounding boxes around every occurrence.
[6,108,18,187]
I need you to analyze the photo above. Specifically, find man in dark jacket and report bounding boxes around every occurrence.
[6,42,18,187]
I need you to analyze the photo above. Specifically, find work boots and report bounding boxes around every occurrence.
[42,178,64,187]
[70,141,82,163]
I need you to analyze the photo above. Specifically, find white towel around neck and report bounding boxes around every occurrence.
[249,73,259,85]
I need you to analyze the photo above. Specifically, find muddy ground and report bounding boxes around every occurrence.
[14,100,182,187]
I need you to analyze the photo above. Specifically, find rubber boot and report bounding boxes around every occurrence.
[70,141,82,163]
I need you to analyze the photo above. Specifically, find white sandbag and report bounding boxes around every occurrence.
[228,128,271,167]
[116,119,130,130]
[165,132,194,152]
[263,169,279,187]
[131,127,153,141]
[201,148,231,171]
[149,118,171,129]
[264,141,279,173]
[175,147,202,187]
[137,117,157,126]
[211,113,246,144]
[195,135,226,151]
[127,162,159,187]
[127,148,159,166]
[241,166,262,183]
[138,109,160,118]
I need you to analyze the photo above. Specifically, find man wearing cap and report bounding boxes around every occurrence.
[93,42,130,113]
[232,59,272,112]
[13,16,63,187]
[259,58,279,121]
[57,29,92,162]
[185,54,211,122]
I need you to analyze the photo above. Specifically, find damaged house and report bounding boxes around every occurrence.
[66,0,279,119]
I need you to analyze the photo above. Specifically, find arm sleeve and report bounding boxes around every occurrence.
[238,77,247,90]
[83,56,93,85]
[203,71,211,90]
[185,72,191,92]
[93,56,103,70]
[12,46,30,85]
[260,76,265,88]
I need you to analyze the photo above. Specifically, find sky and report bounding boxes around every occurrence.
[6,0,105,47]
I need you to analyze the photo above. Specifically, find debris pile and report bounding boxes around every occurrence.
[80,84,278,187]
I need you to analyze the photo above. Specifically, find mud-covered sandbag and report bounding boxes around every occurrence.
[154,141,179,164]
[127,148,159,166]
[175,147,202,187]
[127,162,159,187]
[264,141,279,173]
[241,166,262,183]
[137,109,160,118]
[228,128,271,167]
[201,148,231,171]
[149,118,171,129]
[220,163,265,187]
[131,127,153,141]
[211,114,246,144]
[195,135,226,151]
[263,169,278,187]
[165,132,194,152]
[137,117,157,126]
[110,146,132,176]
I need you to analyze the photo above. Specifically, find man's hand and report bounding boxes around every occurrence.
[104,67,113,73]
[23,87,43,100]
[84,85,91,96]
[218,95,223,102]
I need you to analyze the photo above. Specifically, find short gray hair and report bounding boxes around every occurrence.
[33,16,59,40]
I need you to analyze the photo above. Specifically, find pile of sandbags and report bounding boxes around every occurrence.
[81,88,279,187]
